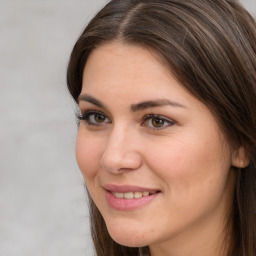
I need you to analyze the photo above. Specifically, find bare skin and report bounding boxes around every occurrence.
[76,41,247,256]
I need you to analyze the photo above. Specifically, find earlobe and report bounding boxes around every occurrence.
[232,147,250,168]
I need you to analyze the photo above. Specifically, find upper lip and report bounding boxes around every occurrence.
[103,184,160,193]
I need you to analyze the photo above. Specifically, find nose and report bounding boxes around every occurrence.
[100,126,143,174]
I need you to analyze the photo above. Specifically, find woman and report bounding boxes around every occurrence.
[67,0,256,255]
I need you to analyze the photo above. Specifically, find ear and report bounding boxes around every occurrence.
[232,147,250,168]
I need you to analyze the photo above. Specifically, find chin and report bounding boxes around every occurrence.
[105,219,151,247]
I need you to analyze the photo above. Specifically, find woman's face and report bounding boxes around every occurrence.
[77,42,239,254]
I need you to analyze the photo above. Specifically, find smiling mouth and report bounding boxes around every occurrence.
[111,191,159,199]
[105,186,161,210]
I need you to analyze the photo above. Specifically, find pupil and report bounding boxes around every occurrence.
[95,114,105,123]
[153,118,164,127]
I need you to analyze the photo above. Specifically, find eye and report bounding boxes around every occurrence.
[78,110,111,126]
[142,114,175,129]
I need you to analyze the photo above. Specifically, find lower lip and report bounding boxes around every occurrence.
[105,191,159,211]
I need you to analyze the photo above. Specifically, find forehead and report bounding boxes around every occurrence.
[81,42,187,100]
[83,42,167,82]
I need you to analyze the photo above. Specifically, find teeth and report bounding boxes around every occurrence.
[112,191,156,199]
[124,192,133,199]
[114,192,124,199]
[134,192,143,198]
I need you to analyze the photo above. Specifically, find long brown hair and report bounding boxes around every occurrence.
[67,1,256,255]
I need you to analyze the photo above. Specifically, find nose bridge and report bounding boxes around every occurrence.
[107,124,129,152]
[100,124,142,173]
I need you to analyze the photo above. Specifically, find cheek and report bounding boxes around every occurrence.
[142,136,234,228]
[144,133,232,196]
[76,131,103,182]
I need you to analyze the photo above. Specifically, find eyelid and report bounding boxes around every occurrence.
[77,110,111,125]
[142,114,175,129]
[77,109,103,119]
[76,109,175,129]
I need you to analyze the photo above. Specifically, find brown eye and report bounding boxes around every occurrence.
[80,111,111,126]
[94,113,106,123]
[151,117,165,127]
[143,115,175,129]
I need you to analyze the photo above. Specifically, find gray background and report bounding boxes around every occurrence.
[0,1,255,256]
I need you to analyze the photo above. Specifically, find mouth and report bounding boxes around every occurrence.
[111,191,159,199]
[103,184,161,210]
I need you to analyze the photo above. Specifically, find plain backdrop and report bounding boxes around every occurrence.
[0,1,255,256]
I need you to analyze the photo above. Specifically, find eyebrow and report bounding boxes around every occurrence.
[130,99,186,112]
[78,94,106,109]
[78,94,186,111]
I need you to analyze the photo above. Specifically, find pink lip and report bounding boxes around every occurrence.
[104,184,161,211]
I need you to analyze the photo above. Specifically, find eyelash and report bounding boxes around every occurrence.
[76,110,110,126]
[142,114,175,129]
[77,110,175,129]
